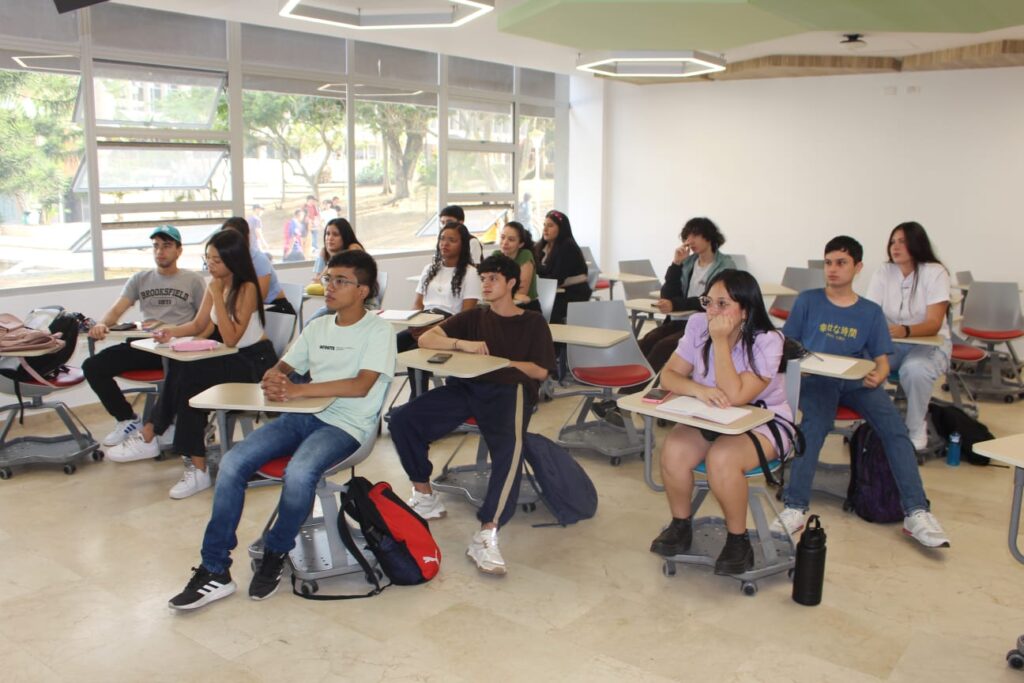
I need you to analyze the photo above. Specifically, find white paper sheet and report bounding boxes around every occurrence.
[657,395,752,425]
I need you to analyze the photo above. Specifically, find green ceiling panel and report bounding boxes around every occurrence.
[498,1,809,52]
[499,0,1024,51]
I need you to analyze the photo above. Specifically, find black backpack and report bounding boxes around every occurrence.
[522,433,598,526]
[845,422,904,523]
[927,401,994,466]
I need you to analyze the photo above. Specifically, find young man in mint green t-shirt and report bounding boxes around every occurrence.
[169,250,395,611]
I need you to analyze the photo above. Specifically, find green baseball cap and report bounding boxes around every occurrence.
[149,224,182,244]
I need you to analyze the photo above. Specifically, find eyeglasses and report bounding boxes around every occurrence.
[698,295,736,312]
[320,275,360,289]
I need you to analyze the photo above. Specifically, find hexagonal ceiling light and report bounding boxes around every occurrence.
[577,50,726,78]
[280,0,494,30]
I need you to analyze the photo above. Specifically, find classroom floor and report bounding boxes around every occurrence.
[2,379,1023,682]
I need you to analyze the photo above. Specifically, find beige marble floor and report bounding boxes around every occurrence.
[2,377,1024,683]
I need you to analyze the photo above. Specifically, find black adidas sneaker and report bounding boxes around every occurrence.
[168,566,236,610]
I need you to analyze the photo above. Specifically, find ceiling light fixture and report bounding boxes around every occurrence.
[576,50,726,79]
[11,54,78,73]
[318,83,425,98]
[280,0,494,30]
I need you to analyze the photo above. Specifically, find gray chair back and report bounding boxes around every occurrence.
[730,254,749,271]
[566,301,653,388]
[536,277,558,323]
[807,259,825,269]
[771,267,824,316]
[961,282,1024,332]
[370,271,389,309]
[279,282,304,318]
[265,311,296,358]
[618,259,658,299]
[955,270,973,287]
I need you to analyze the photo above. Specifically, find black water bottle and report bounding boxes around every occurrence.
[792,514,827,606]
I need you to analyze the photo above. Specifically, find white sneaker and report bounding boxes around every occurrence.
[169,461,212,500]
[408,489,447,520]
[770,507,809,536]
[909,424,928,451]
[157,425,176,449]
[902,510,950,548]
[467,528,507,576]
[102,417,142,447]
[106,433,160,462]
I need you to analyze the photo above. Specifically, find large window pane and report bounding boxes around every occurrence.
[96,223,220,281]
[448,151,512,195]
[517,111,556,239]
[242,84,348,263]
[448,98,512,144]
[0,61,89,289]
[354,93,438,252]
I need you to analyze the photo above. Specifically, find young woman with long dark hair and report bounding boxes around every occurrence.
[866,221,951,450]
[534,210,590,323]
[220,216,294,315]
[313,218,364,281]
[107,229,278,499]
[494,220,538,309]
[649,269,793,576]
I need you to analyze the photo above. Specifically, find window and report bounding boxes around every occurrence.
[517,105,556,240]
[0,52,88,288]
[242,77,348,263]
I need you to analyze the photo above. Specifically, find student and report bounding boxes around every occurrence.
[83,225,205,447]
[247,204,270,254]
[493,220,538,310]
[107,230,278,500]
[534,209,591,324]
[304,195,321,253]
[774,236,949,548]
[312,218,364,281]
[168,250,394,610]
[866,222,951,450]
[283,209,306,261]
[221,217,294,315]
[440,204,483,263]
[649,270,793,574]
[389,254,556,576]
[640,217,736,375]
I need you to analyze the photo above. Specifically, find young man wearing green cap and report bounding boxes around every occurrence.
[83,226,206,453]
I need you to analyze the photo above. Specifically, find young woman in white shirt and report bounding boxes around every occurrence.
[866,221,951,450]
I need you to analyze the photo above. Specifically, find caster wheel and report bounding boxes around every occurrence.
[63,464,76,475]
[1007,651,1024,669]
[656,418,668,428]
[662,561,676,577]
[300,580,319,596]
[1005,395,1016,404]
[543,394,552,402]
[610,456,622,467]
[941,383,950,392]
[842,500,854,513]
[741,581,758,596]
[364,571,378,585]
[0,467,11,480]
[522,502,536,513]
[787,568,796,580]
[92,451,104,462]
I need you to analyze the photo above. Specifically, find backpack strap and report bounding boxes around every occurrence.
[743,401,804,489]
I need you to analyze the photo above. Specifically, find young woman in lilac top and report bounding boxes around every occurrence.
[649,269,791,575]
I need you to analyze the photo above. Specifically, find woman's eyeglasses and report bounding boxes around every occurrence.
[698,295,735,312]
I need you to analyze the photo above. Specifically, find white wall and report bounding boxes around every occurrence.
[597,66,1024,289]
[567,75,609,266]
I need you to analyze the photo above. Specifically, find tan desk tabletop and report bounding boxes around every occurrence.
[625,298,692,317]
[549,323,630,348]
[974,434,1024,469]
[406,275,422,283]
[397,348,509,378]
[761,283,797,297]
[188,382,333,413]
[0,346,57,357]
[603,271,659,284]
[379,311,444,328]
[895,335,946,347]
[799,352,875,380]
[130,337,239,362]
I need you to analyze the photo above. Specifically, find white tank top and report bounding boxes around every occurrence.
[211,299,265,348]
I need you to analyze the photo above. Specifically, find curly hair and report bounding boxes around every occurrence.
[423,223,472,298]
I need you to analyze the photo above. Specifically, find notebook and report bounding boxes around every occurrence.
[378,310,419,321]
[799,354,857,376]
[657,395,752,425]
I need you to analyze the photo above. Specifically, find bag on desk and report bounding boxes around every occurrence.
[845,423,903,523]
[0,307,78,422]
[522,433,598,526]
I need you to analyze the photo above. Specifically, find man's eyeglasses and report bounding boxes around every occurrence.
[698,295,736,312]
[320,275,360,289]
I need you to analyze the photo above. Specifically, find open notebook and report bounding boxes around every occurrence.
[657,395,752,425]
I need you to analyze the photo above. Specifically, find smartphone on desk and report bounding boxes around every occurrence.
[108,322,138,331]
[642,388,671,404]
[427,353,452,364]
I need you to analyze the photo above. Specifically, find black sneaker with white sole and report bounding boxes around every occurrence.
[249,550,287,600]
[168,566,235,610]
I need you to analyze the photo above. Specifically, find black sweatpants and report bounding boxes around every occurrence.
[82,340,164,421]
[389,379,531,527]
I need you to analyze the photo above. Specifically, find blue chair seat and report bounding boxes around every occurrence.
[694,459,781,479]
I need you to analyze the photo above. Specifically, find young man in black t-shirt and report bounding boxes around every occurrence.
[390,254,556,575]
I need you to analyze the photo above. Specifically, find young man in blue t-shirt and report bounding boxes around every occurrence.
[774,236,949,548]
[169,250,396,610]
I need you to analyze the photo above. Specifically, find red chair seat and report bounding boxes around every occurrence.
[258,455,293,479]
[573,364,652,387]
[951,344,986,362]
[961,326,1024,341]
[835,406,862,421]
[464,417,477,426]
[119,369,165,382]
[24,366,85,388]
[594,279,611,289]
[769,307,790,320]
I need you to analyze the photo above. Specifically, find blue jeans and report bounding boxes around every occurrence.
[889,341,950,435]
[784,374,929,515]
[200,413,359,574]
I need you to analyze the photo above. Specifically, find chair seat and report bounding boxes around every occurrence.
[694,459,781,478]
[769,307,790,320]
[835,405,862,421]
[573,364,652,387]
[258,455,293,479]
[119,369,165,382]
[951,344,986,362]
[23,366,85,388]
[594,279,610,289]
[961,326,1024,341]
